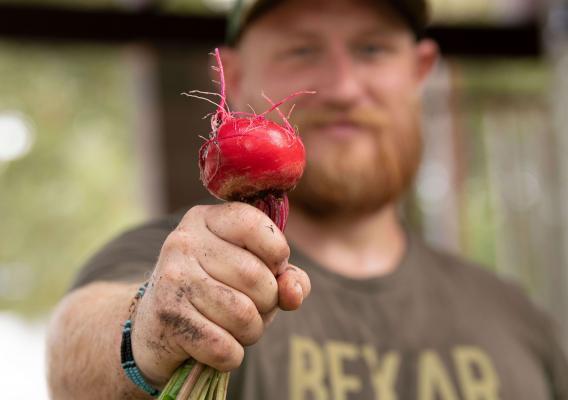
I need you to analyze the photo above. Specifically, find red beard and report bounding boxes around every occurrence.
[288,105,422,217]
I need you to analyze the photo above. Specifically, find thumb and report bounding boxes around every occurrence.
[276,264,311,311]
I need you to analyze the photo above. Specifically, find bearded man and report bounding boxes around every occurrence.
[47,0,568,399]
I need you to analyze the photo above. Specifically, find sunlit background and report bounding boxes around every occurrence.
[1,0,567,398]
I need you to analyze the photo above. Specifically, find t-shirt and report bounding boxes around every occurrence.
[71,210,568,400]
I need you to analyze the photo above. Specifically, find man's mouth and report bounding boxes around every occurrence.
[311,120,365,139]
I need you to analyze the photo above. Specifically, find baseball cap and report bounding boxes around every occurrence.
[226,0,430,46]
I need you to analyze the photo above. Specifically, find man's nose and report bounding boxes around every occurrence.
[318,49,364,107]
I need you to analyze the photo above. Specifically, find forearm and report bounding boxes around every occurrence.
[47,281,153,400]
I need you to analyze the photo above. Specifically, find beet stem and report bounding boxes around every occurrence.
[214,49,227,119]
[176,361,206,399]
[251,193,290,232]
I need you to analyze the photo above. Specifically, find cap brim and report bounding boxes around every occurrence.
[226,0,429,46]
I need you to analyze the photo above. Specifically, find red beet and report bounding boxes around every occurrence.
[189,48,311,231]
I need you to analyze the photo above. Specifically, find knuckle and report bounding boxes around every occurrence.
[234,203,263,228]
[208,336,243,371]
[237,259,263,290]
[237,329,263,347]
[157,258,195,288]
[183,205,208,222]
[177,205,211,234]
[233,300,258,330]
[271,240,290,265]
[162,231,188,254]
[161,263,186,284]
[235,318,263,347]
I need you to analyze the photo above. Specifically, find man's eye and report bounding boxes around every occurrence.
[357,43,387,56]
[288,46,317,57]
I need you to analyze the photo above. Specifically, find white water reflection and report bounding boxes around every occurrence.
[0,313,48,399]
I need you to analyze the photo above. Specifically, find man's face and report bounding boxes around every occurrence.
[222,0,437,217]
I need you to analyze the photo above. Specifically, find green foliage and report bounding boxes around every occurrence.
[0,42,146,316]
[458,59,550,97]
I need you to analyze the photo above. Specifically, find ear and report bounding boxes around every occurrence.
[213,46,243,107]
[414,39,440,86]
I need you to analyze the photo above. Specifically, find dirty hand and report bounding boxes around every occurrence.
[130,202,311,386]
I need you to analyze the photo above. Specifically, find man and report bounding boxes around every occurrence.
[47,0,568,399]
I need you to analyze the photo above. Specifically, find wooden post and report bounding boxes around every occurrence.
[546,0,568,344]
[154,44,218,213]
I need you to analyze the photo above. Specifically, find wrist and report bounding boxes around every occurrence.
[120,283,161,398]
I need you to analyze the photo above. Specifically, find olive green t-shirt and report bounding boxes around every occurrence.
[71,211,568,400]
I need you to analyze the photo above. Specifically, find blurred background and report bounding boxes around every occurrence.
[1,0,567,397]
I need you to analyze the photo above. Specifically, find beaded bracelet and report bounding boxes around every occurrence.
[120,282,161,397]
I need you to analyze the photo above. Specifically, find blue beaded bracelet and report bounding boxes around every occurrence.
[121,282,161,397]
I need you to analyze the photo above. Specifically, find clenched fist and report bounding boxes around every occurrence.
[130,202,311,386]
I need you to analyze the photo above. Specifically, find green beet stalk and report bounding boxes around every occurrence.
[159,361,229,400]
[215,372,229,400]
[158,361,194,400]
[188,367,214,400]
[205,372,221,400]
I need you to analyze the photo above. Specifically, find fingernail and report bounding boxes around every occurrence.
[294,282,303,303]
